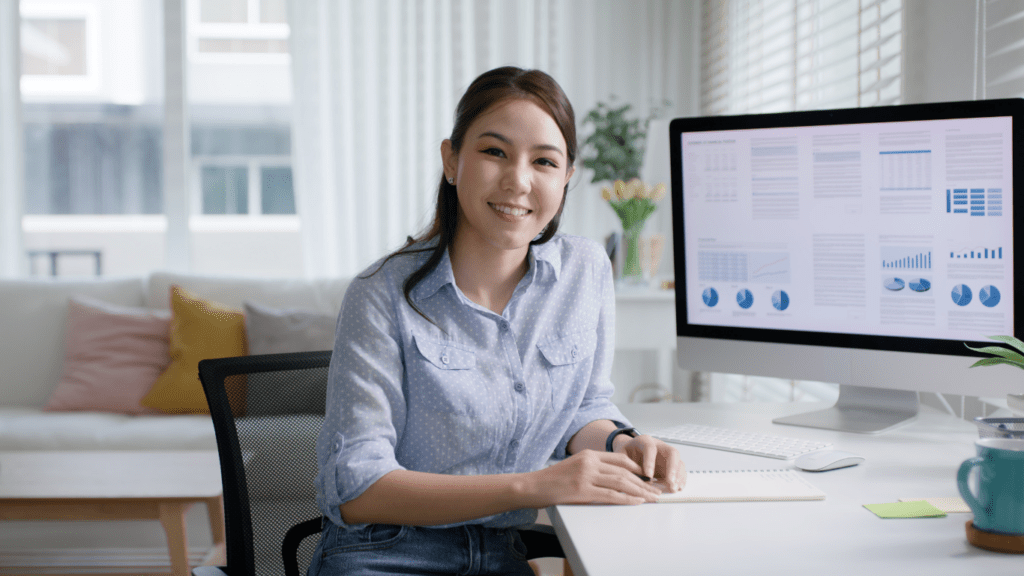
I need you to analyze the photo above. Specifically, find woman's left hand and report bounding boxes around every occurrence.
[614,435,685,493]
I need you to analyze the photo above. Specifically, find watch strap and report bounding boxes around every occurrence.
[605,421,639,452]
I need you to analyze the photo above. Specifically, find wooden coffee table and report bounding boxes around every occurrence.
[0,451,225,576]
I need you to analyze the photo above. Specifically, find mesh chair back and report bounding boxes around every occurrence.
[199,351,331,576]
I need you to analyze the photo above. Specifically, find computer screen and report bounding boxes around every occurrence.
[669,99,1023,433]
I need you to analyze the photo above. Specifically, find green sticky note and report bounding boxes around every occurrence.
[864,501,947,519]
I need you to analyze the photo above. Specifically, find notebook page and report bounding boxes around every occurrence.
[655,469,825,503]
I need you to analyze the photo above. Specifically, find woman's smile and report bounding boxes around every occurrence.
[488,202,532,219]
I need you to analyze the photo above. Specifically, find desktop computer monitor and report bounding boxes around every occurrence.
[669,98,1023,433]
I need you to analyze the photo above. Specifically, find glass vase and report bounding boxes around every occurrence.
[618,220,648,287]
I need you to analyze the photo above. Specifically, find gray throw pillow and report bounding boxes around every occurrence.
[243,301,336,355]
[242,302,334,416]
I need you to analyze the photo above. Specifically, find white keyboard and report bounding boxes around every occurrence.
[649,423,833,460]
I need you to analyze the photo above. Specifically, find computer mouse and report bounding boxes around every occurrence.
[794,450,864,472]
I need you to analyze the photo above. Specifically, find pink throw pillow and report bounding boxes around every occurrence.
[44,296,171,415]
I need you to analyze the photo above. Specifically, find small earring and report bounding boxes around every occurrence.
[448,177,454,185]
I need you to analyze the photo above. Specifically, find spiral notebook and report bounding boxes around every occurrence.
[654,469,825,503]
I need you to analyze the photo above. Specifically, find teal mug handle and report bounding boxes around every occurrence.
[957,456,984,515]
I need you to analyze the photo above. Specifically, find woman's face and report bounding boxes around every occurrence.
[442,97,574,255]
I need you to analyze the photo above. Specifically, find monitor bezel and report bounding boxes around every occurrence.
[669,98,1024,358]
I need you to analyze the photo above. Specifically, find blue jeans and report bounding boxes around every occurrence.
[305,519,535,576]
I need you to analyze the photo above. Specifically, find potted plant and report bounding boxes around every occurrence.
[580,101,664,285]
[965,336,1024,412]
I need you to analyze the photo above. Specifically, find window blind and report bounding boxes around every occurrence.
[981,0,1024,99]
[701,0,902,115]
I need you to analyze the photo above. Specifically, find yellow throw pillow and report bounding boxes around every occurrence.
[142,285,248,414]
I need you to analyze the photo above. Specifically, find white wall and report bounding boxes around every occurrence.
[903,0,979,105]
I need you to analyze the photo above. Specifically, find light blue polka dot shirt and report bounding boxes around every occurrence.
[314,233,630,529]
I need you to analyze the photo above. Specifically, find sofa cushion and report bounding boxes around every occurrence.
[146,271,350,317]
[141,286,248,415]
[0,407,216,450]
[0,278,146,408]
[244,301,335,355]
[44,296,170,415]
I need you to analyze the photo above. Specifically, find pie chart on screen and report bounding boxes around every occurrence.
[736,289,754,309]
[771,290,790,311]
[884,277,905,291]
[908,278,931,292]
[951,284,972,307]
[980,285,1001,307]
[702,287,719,307]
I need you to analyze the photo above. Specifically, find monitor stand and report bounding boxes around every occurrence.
[772,384,919,434]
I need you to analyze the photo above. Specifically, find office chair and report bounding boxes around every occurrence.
[195,350,567,576]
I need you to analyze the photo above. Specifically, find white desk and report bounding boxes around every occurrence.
[549,402,1019,575]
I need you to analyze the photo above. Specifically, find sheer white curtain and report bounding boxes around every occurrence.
[0,0,24,278]
[288,0,698,278]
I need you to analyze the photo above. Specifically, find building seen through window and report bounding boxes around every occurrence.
[20,0,297,278]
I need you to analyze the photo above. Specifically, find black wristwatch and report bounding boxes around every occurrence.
[605,421,639,452]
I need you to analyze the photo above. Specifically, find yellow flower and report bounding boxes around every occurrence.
[625,178,643,200]
[601,187,612,201]
[650,182,667,202]
[614,179,630,199]
[614,180,627,200]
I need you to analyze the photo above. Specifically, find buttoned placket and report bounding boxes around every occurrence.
[498,315,530,470]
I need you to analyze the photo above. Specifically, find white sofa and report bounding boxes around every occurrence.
[0,271,349,559]
[0,271,349,452]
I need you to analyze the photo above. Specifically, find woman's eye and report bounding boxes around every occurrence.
[483,148,505,157]
[536,158,557,168]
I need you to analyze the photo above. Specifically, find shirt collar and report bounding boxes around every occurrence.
[410,247,456,303]
[409,236,563,304]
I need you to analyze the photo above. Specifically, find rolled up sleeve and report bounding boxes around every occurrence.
[315,269,408,526]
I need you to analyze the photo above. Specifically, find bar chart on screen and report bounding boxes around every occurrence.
[950,246,1003,259]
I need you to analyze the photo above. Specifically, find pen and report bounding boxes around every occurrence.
[635,473,651,482]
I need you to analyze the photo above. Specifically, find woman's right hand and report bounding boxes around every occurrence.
[518,449,663,508]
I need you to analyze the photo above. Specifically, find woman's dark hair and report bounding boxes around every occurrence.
[365,66,577,324]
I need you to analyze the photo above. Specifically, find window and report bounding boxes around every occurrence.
[701,0,902,115]
[20,1,100,95]
[188,0,294,219]
[189,0,289,59]
[21,0,162,216]
[191,121,294,216]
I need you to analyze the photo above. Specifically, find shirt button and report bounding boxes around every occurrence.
[571,346,579,359]
[441,353,449,365]
[333,442,340,451]
[514,382,525,393]
[510,439,520,450]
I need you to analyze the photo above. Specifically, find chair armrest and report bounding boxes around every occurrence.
[283,516,326,576]
[518,523,565,560]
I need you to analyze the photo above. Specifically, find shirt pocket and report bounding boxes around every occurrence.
[411,334,476,370]
[537,329,598,412]
[408,333,478,422]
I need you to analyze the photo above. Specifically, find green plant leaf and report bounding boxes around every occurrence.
[965,343,1024,361]
[968,357,1024,370]
[985,334,1024,355]
[580,100,649,184]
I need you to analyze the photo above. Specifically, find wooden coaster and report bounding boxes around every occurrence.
[966,520,1024,554]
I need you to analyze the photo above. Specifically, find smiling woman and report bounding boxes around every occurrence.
[306,67,684,576]
[442,98,575,314]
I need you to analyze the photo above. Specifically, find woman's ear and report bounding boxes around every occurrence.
[440,139,457,183]
[564,165,575,188]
